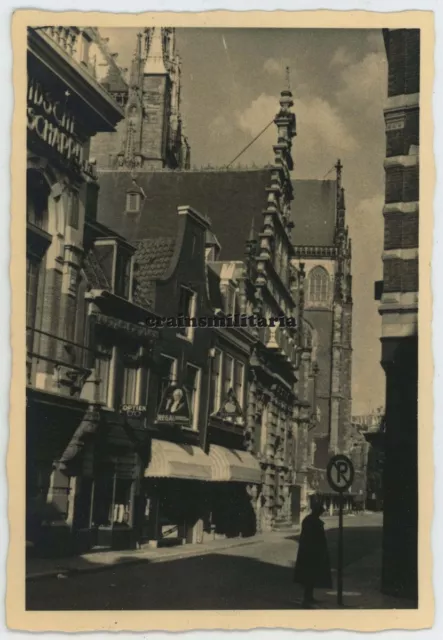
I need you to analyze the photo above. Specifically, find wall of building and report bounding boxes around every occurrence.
[379,28,420,602]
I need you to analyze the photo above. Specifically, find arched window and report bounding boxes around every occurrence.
[308,267,330,304]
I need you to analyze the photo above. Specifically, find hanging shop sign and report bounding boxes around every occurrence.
[155,385,191,426]
[27,77,95,178]
[213,388,244,424]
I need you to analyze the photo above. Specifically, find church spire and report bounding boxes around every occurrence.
[129,31,143,88]
[144,27,167,75]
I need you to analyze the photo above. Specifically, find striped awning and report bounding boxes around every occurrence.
[209,445,262,484]
[144,439,212,481]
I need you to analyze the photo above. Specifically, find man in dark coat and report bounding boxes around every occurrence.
[293,502,332,607]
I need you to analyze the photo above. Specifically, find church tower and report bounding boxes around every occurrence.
[90,27,190,171]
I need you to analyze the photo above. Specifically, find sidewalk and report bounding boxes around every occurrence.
[311,548,416,610]
[26,526,300,581]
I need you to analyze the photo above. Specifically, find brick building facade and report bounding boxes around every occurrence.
[375,28,420,602]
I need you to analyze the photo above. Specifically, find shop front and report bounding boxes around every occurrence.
[205,445,262,541]
[26,394,100,558]
[140,440,263,547]
[142,439,213,547]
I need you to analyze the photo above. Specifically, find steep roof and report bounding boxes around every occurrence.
[289,179,337,247]
[96,170,339,259]
[133,237,176,307]
[96,169,270,261]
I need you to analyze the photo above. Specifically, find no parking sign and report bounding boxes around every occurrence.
[326,454,355,607]
[326,454,354,493]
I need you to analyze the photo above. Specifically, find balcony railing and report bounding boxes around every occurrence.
[35,27,98,83]
[26,326,98,398]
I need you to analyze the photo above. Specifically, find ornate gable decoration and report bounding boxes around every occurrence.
[213,388,245,425]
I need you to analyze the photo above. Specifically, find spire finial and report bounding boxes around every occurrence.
[335,158,343,188]
[285,66,291,92]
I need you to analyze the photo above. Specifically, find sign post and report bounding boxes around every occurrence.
[326,454,355,607]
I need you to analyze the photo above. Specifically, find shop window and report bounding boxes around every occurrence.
[92,474,133,528]
[185,363,201,430]
[156,354,178,408]
[209,349,222,414]
[234,360,245,408]
[113,479,133,525]
[308,267,330,304]
[178,286,197,340]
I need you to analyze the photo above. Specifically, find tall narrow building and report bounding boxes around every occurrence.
[375,28,420,602]
[90,27,190,170]
[290,164,353,511]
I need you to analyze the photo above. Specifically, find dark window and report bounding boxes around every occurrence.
[209,349,222,414]
[27,171,49,230]
[67,190,80,229]
[178,286,196,338]
[74,478,94,529]
[156,355,177,409]
[115,251,132,299]
[94,243,115,287]
[26,256,40,350]
[234,360,244,408]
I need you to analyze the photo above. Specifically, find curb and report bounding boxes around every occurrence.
[26,532,295,582]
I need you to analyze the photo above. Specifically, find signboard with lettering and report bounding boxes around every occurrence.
[120,404,147,419]
[27,78,95,177]
[155,385,191,426]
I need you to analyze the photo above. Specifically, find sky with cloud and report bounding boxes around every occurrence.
[100,27,388,415]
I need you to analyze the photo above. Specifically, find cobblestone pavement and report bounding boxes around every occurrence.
[26,512,415,610]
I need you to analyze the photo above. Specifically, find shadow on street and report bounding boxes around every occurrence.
[25,524,398,611]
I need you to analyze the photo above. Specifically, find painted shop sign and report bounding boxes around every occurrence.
[156,385,191,426]
[27,77,95,177]
[120,404,147,419]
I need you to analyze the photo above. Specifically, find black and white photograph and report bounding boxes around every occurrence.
[7,9,434,632]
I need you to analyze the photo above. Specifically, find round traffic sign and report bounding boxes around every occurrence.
[326,454,355,493]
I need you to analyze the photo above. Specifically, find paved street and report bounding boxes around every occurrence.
[26,513,400,611]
